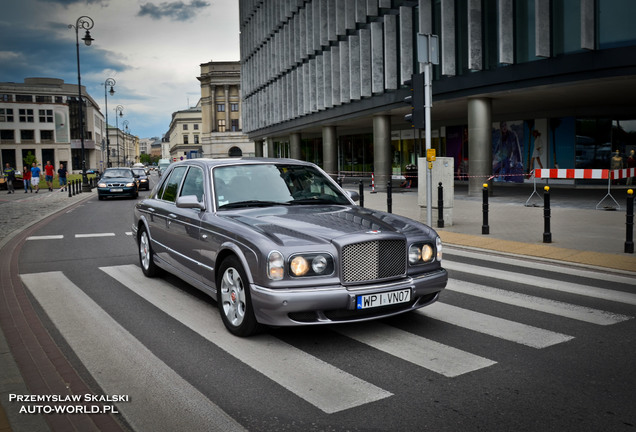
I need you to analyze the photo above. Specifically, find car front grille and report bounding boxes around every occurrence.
[107,182,126,187]
[341,239,406,283]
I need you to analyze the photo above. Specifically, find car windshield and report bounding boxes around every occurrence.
[213,164,350,209]
[103,169,132,178]
[132,169,145,176]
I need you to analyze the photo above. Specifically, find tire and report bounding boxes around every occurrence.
[138,226,160,277]
[217,256,259,337]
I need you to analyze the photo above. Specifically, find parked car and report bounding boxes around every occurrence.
[132,167,150,191]
[132,158,447,336]
[97,167,138,200]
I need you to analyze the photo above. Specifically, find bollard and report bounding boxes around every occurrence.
[68,182,72,197]
[482,183,489,235]
[72,179,77,196]
[359,179,364,208]
[437,182,444,228]
[387,181,392,214]
[543,186,552,243]
[626,189,634,254]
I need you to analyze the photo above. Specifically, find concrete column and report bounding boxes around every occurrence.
[254,139,264,157]
[210,85,216,131]
[467,97,492,196]
[224,85,230,130]
[373,115,392,192]
[267,138,275,158]
[322,126,337,176]
[290,133,302,160]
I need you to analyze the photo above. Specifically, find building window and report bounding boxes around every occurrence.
[16,95,32,103]
[230,103,239,112]
[0,130,15,142]
[183,135,189,144]
[55,96,64,103]
[194,124,199,130]
[183,124,188,130]
[0,94,11,102]
[20,130,35,142]
[19,109,34,123]
[0,108,14,122]
[39,109,53,123]
[231,119,239,132]
[217,119,226,132]
[194,135,199,144]
[217,104,225,112]
[40,130,54,142]
[36,95,52,103]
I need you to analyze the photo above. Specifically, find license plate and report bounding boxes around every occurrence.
[356,289,411,309]
[110,188,123,192]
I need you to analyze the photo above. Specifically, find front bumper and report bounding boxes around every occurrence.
[250,268,448,326]
[97,186,137,198]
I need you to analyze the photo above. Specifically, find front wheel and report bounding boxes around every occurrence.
[217,256,259,337]
[138,226,160,277]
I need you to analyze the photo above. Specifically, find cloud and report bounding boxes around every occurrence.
[138,0,210,21]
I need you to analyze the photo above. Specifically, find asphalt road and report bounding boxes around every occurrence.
[7,182,636,431]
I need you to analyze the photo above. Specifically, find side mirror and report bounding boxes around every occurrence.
[176,195,205,210]
[346,190,360,202]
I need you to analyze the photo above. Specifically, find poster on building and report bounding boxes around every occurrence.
[492,120,524,183]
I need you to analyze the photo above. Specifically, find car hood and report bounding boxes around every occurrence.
[100,176,134,182]
[219,205,435,247]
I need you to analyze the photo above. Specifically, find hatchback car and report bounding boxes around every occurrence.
[97,167,138,200]
[132,158,447,336]
[132,168,150,191]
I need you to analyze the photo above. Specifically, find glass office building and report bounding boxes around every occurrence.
[239,0,636,193]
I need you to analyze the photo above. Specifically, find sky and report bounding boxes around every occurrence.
[0,0,241,139]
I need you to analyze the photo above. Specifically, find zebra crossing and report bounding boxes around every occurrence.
[20,255,635,424]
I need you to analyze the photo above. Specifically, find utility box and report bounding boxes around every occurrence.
[418,157,454,226]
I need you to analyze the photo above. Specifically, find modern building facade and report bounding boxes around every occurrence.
[0,78,105,174]
[238,0,636,194]
[198,61,255,158]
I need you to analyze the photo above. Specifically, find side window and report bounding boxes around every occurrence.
[180,167,204,203]
[160,166,187,203]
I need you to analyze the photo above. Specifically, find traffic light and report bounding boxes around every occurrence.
[404,73,425,129]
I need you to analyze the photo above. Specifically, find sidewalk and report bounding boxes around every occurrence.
[359,181,636,273]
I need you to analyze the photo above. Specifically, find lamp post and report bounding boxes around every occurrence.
[103,78,115,168]
[114,105,124,166]
[68,16,94,192]
[123,120,129,166]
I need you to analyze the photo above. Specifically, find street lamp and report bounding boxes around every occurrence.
[123,120,130,166]
[68,15,94,192]
[103,78,115,168]
[114,105,124,166]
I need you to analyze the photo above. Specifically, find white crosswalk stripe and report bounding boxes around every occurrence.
[18,256,635,417]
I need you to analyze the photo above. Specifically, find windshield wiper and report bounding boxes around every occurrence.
[289,198,340,205]
[218,200,291,209]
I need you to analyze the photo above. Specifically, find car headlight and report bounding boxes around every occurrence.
[126,182,135,187]
[289,253,334,277]
[98,182,106,188]
[408,242,436,265]
[268,251,284,280]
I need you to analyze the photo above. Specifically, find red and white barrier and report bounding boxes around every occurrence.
[370,173,376,193]
[534,168,635,180]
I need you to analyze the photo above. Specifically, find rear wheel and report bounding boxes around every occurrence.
[138,226,160,277]
[217,256,259,337]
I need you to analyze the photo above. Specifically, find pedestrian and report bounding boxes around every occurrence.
[44,160,55,191]
[3,163,16,194]
[31,162,41,193]
[22,165,33,193]
[58,163,68,192]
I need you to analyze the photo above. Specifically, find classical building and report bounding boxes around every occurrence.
[238,0,636,194]
[198,61,254,158]
[0,77,105,173]
[165,100,204,161]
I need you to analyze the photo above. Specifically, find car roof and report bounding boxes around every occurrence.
[167,158,316,169]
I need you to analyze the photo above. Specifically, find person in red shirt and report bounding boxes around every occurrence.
[22,165,32,193]
[44,161,55,192]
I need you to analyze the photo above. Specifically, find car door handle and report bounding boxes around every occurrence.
[147,207,156,213]
[168,213,177,219]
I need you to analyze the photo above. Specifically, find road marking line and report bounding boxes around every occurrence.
[443,261,636,306]
[20,271,246,432]
[75,233,116,238]
[100,264,392,414]
[418,302,574,348]
[26,235,63,240]
[336,322,497,378]
[446,279,632,326]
